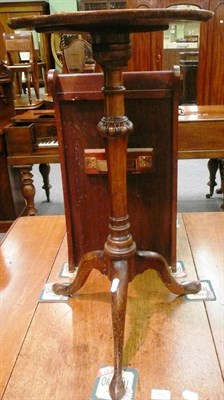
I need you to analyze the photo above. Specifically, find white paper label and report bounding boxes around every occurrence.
[151,389,171,400]
[182,389,198,400]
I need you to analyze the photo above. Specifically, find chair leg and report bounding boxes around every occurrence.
[24,71,32,104]
[32,67,40,99]
[41,65,48,94]
[14,72,22,96]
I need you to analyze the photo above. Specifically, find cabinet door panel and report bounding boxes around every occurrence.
[126,1,163,71]
[198,1,224,104]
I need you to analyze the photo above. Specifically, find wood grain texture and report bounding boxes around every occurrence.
[49,70,179,272]
[0,216,66,398]
[197,0,224,104]
[1,214,223,399]
[178,105,224,159]
[183,212,224,377]
[8,8,213,33]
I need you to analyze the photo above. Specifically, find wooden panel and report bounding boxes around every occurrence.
[197,0,224,104]
[178,120,224,158]
[207,1,224,104]
[178,104,224,159]
[183,212,224,376]
[49,71,179,270]
[4,124,34,156]
[2,214,224,399]
[126,1,163,71]
[0,215,66,398]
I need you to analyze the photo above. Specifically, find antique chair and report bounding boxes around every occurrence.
[3,32,40,104]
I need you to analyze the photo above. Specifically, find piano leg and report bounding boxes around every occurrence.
[206,158,219,198]
[216,158,224,210]
[206,158,224,209]
[39,163,51,202]
[18,166,37,216]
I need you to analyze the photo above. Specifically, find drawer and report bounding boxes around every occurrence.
[4,123,35,155]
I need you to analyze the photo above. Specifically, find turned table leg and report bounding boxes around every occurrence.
[16,165,37,216]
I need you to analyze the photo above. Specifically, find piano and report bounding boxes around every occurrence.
[178,105,224,159]
[3,88,224,217]
[4,109,58,215]
[178,105,224,203]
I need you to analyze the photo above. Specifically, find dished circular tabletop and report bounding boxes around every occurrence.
[8,8,213,34]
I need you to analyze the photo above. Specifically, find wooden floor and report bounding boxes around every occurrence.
[0,213,223,399]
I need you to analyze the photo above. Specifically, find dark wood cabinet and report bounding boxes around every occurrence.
[126,1,163,72]
[126,1,223,105]
[57,0,223,104]
[197,0,224,104]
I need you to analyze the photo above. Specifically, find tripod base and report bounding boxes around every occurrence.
[53,249,201,400]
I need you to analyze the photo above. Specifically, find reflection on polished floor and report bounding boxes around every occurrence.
[0,213,223,399]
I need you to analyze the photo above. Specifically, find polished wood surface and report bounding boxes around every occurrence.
[197,0,224,104]
[0,215,66,399]
[178,105,224,159]
[5,10,215,397]
[48,70,179,272]
[182,212,224,376]
[8,9,213,398]
[0,213,223,399]
[128,0,224,105]
[8,8,213,33]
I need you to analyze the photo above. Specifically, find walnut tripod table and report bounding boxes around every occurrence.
[9,8,213,400]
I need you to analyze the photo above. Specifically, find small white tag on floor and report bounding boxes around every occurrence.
[185,280,216,301]
[151,388,171,399]
[59,262,77,278]
[182,389,198,400]
[90,366,138,400]
[39,282,69,302]
[173,261,187,278]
